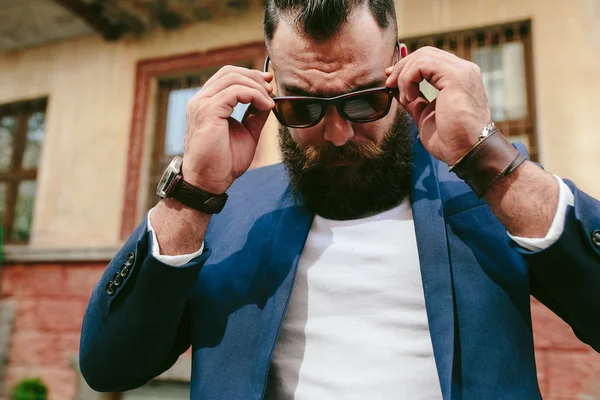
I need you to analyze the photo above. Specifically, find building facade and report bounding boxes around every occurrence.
[1,0,599,398]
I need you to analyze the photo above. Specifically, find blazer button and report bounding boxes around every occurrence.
[592,230,600,247]
[113,273,123,287]
[125,253,135,267]
[120,264,130,278]
[106,281,116,296]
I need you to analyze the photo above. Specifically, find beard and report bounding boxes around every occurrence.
[279,109,414,220]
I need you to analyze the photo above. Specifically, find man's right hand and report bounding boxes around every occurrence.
[182,66,275,194]
[150,66,274,256]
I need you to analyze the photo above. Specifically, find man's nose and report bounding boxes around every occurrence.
[323,106,354,146]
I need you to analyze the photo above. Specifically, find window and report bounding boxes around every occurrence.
[401,20,537,160]
[146,62,255,210]
[0,99,46,244]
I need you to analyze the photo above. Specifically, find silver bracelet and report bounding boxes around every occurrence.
[479,121,496,140]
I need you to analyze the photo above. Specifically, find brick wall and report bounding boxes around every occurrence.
[532,298,600,398]
[0,263,104,400]
[0,263,599,399]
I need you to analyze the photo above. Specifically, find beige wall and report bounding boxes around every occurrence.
[0,0,598,248]
[0,8,268,247]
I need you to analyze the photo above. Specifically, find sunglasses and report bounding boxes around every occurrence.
[263,41,401,129]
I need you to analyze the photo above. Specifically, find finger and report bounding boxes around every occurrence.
[398,57,431,103]
[385,55,411,87]
[200,73,272,101]
[242,104,271,143]
[263,72,274,83]
[385,61,403,86]
[211,85,274,119]
[203,66,272,93]
[386,56,419,105]
[398,55,454,102]
[402,95,430,125]
[386,46,456,89]
[415,100,437,138]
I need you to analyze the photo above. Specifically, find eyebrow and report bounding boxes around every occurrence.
[281,79,386,98]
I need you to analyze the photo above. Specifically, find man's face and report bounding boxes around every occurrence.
[269,8,398,149]
[269,7,413,220]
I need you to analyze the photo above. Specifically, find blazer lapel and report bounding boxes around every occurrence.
[410,134,457,399]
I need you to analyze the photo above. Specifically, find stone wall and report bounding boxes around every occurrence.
[532,298,600,398]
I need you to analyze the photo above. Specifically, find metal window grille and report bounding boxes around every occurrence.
[401,20,537,160]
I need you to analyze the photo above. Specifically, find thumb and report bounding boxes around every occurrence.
[402,96,430,126]
[242,105,272,143]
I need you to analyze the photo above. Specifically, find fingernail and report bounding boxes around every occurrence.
[385,66,393,73]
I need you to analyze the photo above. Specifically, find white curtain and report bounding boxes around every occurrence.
[472,42,527,121]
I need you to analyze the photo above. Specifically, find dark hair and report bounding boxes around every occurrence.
[264,0,397,43]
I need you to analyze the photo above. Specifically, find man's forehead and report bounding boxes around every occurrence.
[268,9,392,96]
[274,40,369,69]
[275,66,380,97]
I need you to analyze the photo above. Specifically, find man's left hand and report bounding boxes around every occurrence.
[385,46,562,239]
[385,46,492,166]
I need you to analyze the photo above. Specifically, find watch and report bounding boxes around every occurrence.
[156,156,228,214]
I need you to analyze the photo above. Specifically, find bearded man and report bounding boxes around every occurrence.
[80,1,600,398]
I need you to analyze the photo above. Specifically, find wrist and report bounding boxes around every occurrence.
[449,125,526,197]
[447,122,496,166]
[483,161,559,238]
[157,156,228,214]
[150,199,211,256]
[181,167,231,195]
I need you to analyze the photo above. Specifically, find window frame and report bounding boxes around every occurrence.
[121,43,267,239]
[0,98,46,244]
[400,20,538,160]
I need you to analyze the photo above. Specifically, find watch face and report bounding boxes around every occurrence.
[156,156,183,198]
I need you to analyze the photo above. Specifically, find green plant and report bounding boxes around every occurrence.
[10,378,48,400]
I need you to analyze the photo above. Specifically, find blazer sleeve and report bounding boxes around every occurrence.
[79,216,211,392]
[513,181,600,352]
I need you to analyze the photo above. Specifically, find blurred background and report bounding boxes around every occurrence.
[0,0,599,399]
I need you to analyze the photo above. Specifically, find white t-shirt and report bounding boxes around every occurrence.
[264,201,443,399]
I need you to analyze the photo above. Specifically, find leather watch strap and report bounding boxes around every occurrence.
[449,127,526,197]
[170,177,228,214]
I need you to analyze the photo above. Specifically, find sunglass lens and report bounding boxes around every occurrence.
[341,90,391,121]
[274,100,323,128]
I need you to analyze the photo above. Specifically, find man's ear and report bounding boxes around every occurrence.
[399,43,408,59]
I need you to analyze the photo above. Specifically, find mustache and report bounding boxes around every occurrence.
[293,140,384,171]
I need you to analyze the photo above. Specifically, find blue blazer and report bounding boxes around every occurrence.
[80,136,600,399]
